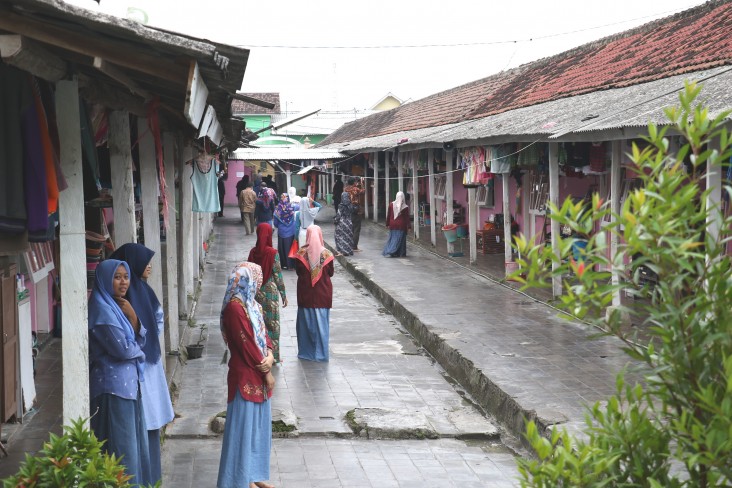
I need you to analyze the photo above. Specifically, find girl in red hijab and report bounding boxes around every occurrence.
[248,223,288,363]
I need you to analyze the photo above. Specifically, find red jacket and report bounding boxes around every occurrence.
[386,205,410,232]
[295,260,334,309]
[222,300,273,403]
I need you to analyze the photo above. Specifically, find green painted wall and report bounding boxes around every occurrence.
[243,115,273,139]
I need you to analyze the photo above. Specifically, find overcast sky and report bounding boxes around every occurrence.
[67,0,706,119]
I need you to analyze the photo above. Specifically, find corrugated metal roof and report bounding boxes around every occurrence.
[318,66,732,151]
[231,147,346,161]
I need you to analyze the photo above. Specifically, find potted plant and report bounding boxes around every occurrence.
[185,323,207,360]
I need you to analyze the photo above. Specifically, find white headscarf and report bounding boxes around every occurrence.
[299,197,320,230]
[392,191,407,216]
[288,186,301,204]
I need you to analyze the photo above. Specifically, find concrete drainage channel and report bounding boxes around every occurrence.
[333,253,550,454]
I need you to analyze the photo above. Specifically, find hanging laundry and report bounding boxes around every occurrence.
[191,156,221,213]
[489,145,512,174]
[460,146,485,187]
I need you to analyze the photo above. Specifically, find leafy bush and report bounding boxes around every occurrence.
[514,83,732,487]
[3,417,159,488]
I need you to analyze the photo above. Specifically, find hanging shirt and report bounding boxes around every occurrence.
[191,157,221,213]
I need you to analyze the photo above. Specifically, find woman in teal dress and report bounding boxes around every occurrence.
[248,223,287,363]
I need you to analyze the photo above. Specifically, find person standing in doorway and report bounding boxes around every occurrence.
[109,243,174,485]
[239,183,257,234]
[293,225,334,362]
[332,175,343,216]
[217,170,226,217]
[217,262,276,488]
[345,177,365,251]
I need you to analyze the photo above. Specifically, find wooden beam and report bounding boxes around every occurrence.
[56,79,90,426]
[468,187,478,263]
[108,111,137,245]
[93,57,153,101]
[78,74,147,116]
[178,141,194,317]
[610,140,622,307]
[445,149,454,254]
[0,34,67,81]
[548,142,562,297]
[0,10,188,84]
[231,92,276,109]
[373,152,379,223]
[428,149,436,246]
[163,132,180,353]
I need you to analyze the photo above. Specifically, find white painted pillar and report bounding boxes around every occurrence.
[179,144,193,315]
[56,79,89,426]
[137,117,164,307]
[397,151,404,193]
[373,152,379,222]
[503,175,512,265]
[412,155,419,238]
[108,111,136,245]
[193,214,200,282]
[706,137,723,245]
[363,158,370,220]
[446,148,454,254]
[385,151,391,220]
[610,140,622,307]
[285,170,292,193]
[548,142,562,297]
[428,149,436,246]
[468,186,478,263]
[163,132,179,353]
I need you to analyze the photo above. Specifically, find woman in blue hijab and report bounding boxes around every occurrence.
[88,259,151,487]
[110,243,174,484]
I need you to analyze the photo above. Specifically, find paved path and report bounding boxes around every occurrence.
[163,207,520,487]
[320,211,639,443]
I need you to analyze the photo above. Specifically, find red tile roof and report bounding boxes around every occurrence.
[231,93,281,114]
[321,0,732,146]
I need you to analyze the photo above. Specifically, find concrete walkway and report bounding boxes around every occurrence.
[320,210,639,443]
[163,206,520,487]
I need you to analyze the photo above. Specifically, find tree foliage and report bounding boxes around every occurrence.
[515,83,732,487]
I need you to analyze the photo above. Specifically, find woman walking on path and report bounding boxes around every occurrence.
[295,196,322,247]
[293,225,334,362]
[334,191,354,257]
[217,262,276,488]
[255,186,276,227]
[273,193,297,270]
[248,223,287,363]
[109,243,174,485]
[383,191,410,258]
[88,259,151,487]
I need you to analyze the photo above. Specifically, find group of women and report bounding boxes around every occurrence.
[88,243,173,487]
[88,184,407,487]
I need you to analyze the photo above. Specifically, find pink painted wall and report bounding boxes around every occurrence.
[224,160,253,205]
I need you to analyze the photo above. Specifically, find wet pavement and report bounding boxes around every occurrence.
[163,206,520,487]
[0,201,640,486]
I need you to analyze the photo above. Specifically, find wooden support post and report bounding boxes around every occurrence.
[548,142,562,297]
[163,132,179,353]
[503,175,512,266]
[412,154,419,239]
[384,152,391,220]
[108,111,136,245]
[610,140,622,307]
[446,149,454,254]
[373,152,379,222]
[137,117,165,357]
[397,151,404,193]
[285,170,292,193]
[428,149,436,246]
[706,137,723,245]
[179,144,194,312]
[193,214,200,282]
[363,160,370,220]
[468,187,477,263]
[57,79,89,426]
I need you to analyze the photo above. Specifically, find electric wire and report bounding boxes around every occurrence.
[235,5,699,50]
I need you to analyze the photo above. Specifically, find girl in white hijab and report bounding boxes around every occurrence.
[295,197,321,247]
[288,187,301,207]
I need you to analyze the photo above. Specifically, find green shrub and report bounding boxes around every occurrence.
[514,82,732,487]
[3,417,160,488]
